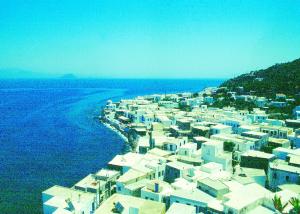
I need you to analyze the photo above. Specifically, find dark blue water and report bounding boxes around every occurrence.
[0,79,224,213]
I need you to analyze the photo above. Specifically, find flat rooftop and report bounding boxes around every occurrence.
[260,125,292,131]
[247,206,274,214]
[198,178,228,191]
[193,136,211,142]
[273,147,300,156]
[43,185,95,211]
[270,159,300,174]
[279,184,300,194]
[242,131,267,137]
[171,188,215,204]
[211,134,247,144]
[117,168,148,184]
[108,152,144,167]
[166,203,196,214]
[167,161,193,170]
[43,185,94,201]
[125,179,149,191]
[242,150,275,159]
[191,125,210,131]
[74,174,104,190]
[223,183,271,210]
[268,137,290,144]
[211,124,231,129]
[95,193,165,214]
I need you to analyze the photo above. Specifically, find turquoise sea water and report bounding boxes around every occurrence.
[0,79,224,213]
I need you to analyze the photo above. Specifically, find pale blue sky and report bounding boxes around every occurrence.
[0,0,300,78]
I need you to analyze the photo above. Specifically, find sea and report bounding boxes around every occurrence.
[0,79,224,214]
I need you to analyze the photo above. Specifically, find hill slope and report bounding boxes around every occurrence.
[221,58,300,97]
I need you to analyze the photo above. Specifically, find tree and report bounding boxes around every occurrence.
[221,58,300,97]
[224,141,235,152]
[192,92,199,98]
[272,195,288,213]
[260,144,274,154]
[234,99,256,111]
[178,102,191,112]
[232,150,239,174]
[289,197,300,214]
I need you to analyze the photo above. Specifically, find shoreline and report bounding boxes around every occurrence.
[41,83,300,214]
[99,117,128,143]
[98,116,128,143]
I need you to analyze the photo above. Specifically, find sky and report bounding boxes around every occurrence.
[0,0,300,78]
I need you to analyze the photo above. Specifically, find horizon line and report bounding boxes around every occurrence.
[0,77,229,80]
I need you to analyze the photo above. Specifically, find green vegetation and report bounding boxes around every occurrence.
[192,92,199,98]
[212,95,256,111]
[234,99,256,111]
[216,58,300,117]
[211,96,233,109]
[290,197,300,214]
[272,195,288,213]
[178,102,191,112]
[223,141,235,152]
[221,58,300,97]
[267,98,300,119]
[271,195,300,214]
[232,150,239,175]
[260,144,274,154]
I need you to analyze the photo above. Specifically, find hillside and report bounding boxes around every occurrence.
[221,58,300,97]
